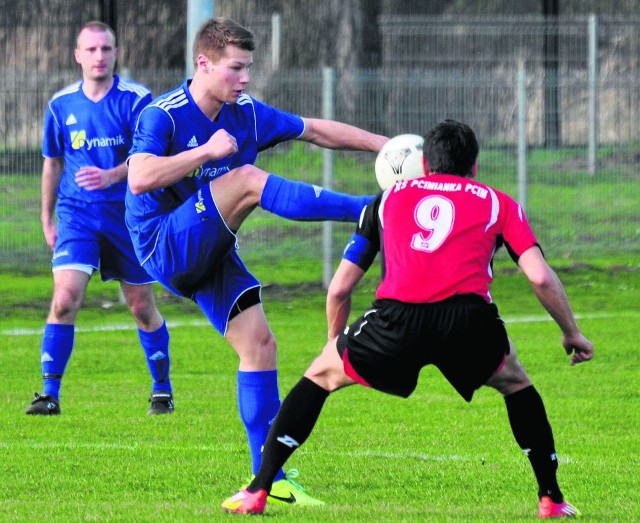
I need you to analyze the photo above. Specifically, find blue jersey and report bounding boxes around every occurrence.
[126,80,304,262]
[42,74,152,203]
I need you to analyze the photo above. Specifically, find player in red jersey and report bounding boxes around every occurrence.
[222,120,593,518]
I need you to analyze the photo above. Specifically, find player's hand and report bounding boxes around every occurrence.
[75,166,115,191]
[562,332,594,366]
[206,129,238,160]
[42,221,57,250]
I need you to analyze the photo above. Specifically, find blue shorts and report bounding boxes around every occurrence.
[53,199,154,284]
[141,187,260,335]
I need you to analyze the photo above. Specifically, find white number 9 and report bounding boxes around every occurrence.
[411,195,455,252]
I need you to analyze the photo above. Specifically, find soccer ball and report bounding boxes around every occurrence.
[374,134,425,190]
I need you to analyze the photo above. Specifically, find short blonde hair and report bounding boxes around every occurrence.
[76,21,116,47]
[193,17,254,65]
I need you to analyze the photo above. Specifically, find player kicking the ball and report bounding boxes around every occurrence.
[125,17,387,506]
[222,120,592,518]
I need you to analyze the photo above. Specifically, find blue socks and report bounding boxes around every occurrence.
[39,322,171,401]
[41,323,75,400]
[39,323,292,487]
[237,370,284,480]
[138,321,172,393]
[261,174,374,223]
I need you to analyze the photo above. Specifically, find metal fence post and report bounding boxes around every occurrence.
[186,0,214,78]
[271,13,281,70]
[588,14,599,176]
[322,67,335,289]
[517,67,528,213]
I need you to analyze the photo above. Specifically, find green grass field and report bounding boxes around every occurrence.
[1,264,638,522]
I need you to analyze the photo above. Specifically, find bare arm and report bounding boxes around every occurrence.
[518,246,594,365]
[41,157,63,249]
[300,117,388,152]
[326,258,366,340]
[128,129,238,195]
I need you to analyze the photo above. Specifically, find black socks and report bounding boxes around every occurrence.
[250,377,330,493]
[504,385,563,503]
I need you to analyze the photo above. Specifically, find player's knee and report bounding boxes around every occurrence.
[304,362,347,393]
[486,366,531,396]
[304,373,343,393]
[50,289,83,320]
[257,331,277,356]
[130,306,153,326]
[236,332,277,369]
[123,286,157,323]
[129,300,161,328]
[228,164,268,197]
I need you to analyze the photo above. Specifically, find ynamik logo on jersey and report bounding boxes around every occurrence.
[70,130,125,150]
[188,165,230,179]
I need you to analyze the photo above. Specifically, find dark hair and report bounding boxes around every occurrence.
[423,119,479,177]
[193,17,255,65]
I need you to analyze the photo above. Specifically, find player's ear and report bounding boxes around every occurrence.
[196,54,210,72]
[469,161,478,178]
[422,156,430,176]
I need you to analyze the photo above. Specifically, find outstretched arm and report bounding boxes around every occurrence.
[300,117,388,152]
[518,246,594,365]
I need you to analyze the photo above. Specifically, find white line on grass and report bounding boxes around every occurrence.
[0,311,631,336]
[1,318,211,336]
[337,449,574,464]
[0,441,574,464]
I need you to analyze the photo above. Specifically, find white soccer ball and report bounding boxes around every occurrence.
[374,134,425,190]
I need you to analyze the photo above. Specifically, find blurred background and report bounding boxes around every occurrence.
[1,0,638,279]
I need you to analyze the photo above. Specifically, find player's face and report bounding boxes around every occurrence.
[74,29,117,82]
[205,45,252,103]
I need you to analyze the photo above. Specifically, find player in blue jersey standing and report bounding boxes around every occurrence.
[26,21,174,417]
[126,17,388,506]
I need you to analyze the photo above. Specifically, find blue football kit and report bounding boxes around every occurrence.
[126,80,372,476]
[37,74,172,404]
[126,83,302,335]
[126,80,371,334]
[43,74,153,283]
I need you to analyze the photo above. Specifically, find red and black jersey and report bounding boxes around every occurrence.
[345,174,539,304]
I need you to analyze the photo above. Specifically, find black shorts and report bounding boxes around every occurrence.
[336,294,510,402]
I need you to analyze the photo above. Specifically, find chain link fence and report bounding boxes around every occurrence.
[1,6,638,274]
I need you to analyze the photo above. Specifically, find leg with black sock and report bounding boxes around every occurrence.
[248,376,330,494]
[504,385,564,502]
